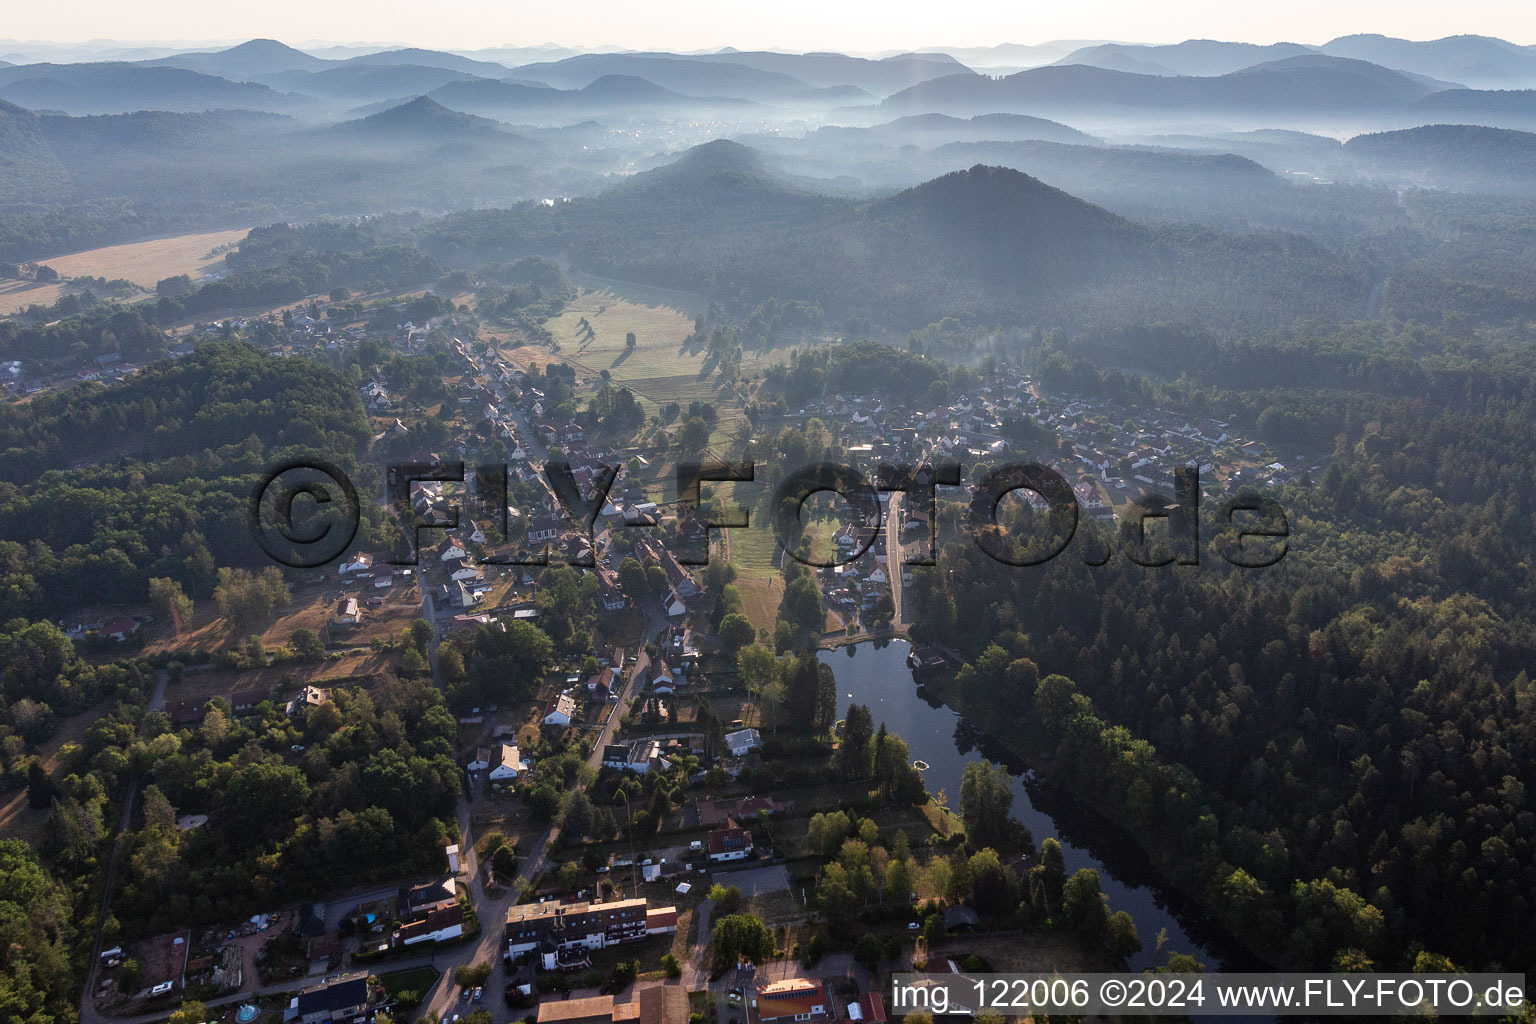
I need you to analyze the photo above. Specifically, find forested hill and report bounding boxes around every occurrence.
[865,164,1146,286]
[1345,124,1536,195]
[0,340,371,483]
[0,98,67,204]
[418,142,1367,328]
[0,342,375,620]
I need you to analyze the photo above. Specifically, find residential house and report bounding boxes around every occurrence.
[733,795,779,822]
[543,692,576,727]
[586,667,617,699]
[399,880,457,921]
[707,826,753,863]
[723,728,761,757]
[942,905,981,932]
[397,904,464,946]
[338,553,373,576]
[596,569,626,611]
[165,700,205,729]
[286,685,331,716]
[489,743,528,781]
[694,795,780,829]
[287,973,370,1024]
[604,739,666,774]
[99,615,140,641]
[333,597,362,626]
[229,687,271,716]
[528,516,564,543]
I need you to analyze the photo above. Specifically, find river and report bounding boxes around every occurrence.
[818,638,1263,975]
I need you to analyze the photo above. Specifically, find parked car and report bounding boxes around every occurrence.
[473,987,483,1002]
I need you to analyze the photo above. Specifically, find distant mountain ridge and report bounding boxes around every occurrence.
[880,54,1454,120]
[4,35,1536,125]
[815,112,1098,146]
[1054,40,1317,77]
[251,63,482,103]
[504,52,813,100]
[343,48,514,77]
[423,74,750,121]
[147,38,328,77]
[1319,34,1536,89]
[0,62,313,115]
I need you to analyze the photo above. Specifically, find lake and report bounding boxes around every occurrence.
[818,638,1262,974]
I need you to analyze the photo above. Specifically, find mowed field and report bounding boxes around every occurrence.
[546,289,800,411]
[0,227,249,314]
[546,289,701,386]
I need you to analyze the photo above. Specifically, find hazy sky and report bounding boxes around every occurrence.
[4,0,1533,52]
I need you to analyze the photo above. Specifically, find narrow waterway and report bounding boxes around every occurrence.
[818,638,1261,974]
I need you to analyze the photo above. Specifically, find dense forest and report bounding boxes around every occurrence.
[0,342,376,618]
[906,321,1536,975]
[112,672,461,935]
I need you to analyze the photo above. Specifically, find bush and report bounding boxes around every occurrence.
[610,959,638,988]
[454,962,492,987]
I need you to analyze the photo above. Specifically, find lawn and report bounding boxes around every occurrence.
[733,576,783,634]
[718,481,782,581]
[381,965,441,998]
[544,290,699,386]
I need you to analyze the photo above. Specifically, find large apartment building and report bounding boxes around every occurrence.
[504,898,677,965]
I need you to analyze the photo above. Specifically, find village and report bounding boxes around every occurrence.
[55,281,1311,1024]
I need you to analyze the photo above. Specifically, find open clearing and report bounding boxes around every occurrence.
[0,228,248,314]
[546,289,700,385]
[539,289,801,410]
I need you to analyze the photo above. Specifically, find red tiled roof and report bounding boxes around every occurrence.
[756,979,827,1021]
[707,826,752,856]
